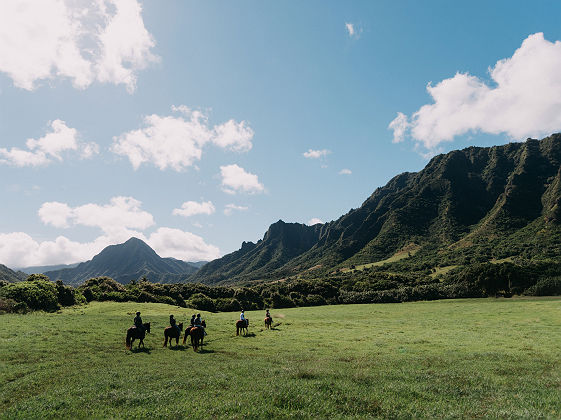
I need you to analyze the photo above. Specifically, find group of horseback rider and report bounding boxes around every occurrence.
[132,308,272,335]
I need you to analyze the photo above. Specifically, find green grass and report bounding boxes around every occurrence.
[343,245,421,272]
[1,298,560,419]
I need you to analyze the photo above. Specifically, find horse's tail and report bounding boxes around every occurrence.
[126,331,131,349]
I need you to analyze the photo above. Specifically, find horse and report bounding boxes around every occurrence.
[189,326,205,352]
[163,323,183,347]
[183,320,206,345]
[126,322,151,349]
[236,319,249,336]
[264,316,272,329]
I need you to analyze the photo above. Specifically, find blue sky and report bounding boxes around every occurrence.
[2,0,561,268]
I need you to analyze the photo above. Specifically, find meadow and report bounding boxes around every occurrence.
[1,297,560,419]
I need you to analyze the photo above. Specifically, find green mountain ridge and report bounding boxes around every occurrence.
[191,134,561,285]
[44,237,200,286]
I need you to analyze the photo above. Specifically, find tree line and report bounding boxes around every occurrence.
[1,261,560,314]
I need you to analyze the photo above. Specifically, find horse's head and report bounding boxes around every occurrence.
[202,320,206,328]
[144,322,151,333]
[178,322,183,331]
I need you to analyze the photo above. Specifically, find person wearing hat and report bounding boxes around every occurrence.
[133,311,144,332]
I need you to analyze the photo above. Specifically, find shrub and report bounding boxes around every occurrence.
[525,276,561,296]
[188,293,216,312]
[2,278,59,312]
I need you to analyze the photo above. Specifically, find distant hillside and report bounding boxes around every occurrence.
[18,263,80,275]
[0,264,26,283]
[193,134,561,285]
[45,238,200,286]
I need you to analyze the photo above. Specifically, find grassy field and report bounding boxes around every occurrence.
[1,297,560,419]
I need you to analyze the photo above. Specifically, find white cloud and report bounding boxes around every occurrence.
[0,120,98,167]
[390,33,561,151]
[345,22,361,39]
[307,218,323,225]
[0,0,158,92]
[303,149,331,159]
[0,196,221,267]
[172,200,215,218]
[224,203,249,216]
[111,106,254,171]
[39,196,154,240]
[220,164,265,195]
[388,112,409,144]
[339,168,352,175]
[148,227,220,261]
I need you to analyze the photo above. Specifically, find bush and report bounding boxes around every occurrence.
[525,277,561,296]
[0,298,29,314]
[187,293,216,312]
[1,278,59,312]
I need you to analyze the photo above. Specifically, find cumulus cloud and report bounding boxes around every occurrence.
[390,33,561,151]
[148,227,220,261]
[339,168,352,175]
[303,149,331,159]
[307,218,323,225]
[0,120,98,167]
[0,0,158,92]
[111,106,254,171]
[39,196,155,241]
[224,203,249,216]
[0,196,221,267]
[220,164,265,195]
[172,200,215,218]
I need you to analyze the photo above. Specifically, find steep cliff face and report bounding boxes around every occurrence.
[189,221,323,284]
[193,134,561,285]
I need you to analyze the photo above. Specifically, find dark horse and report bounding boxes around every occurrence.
[163,323,183,347]
[126,322,151,349]
[236,319,249,336]
[264,316,272,329]
[189,326,205,352]
[183,320,206,346]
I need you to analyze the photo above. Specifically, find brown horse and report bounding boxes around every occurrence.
[264,316,272,329]
[163,322,183,347]
[236,319,249,336]
[126,322,151,349]
[183,320,206,345]
[189,326,205,352]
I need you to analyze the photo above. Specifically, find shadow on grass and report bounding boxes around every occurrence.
[167,345,188,351]
[130,347,151,354]
[242,333,256,338]
[196,348,215,354]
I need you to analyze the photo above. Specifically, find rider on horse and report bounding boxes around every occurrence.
[190,314,196,327]
[240,309,248,326]
[169,314,180,335]
[265,309,272,320]
[134,311,145,332]
[194,313,207,335]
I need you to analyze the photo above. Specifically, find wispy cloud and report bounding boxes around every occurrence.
[345,22,361,39]
[307,217,323,225]
[303,149,331,159]
[339,168,352,175]
[224,204,249,216]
